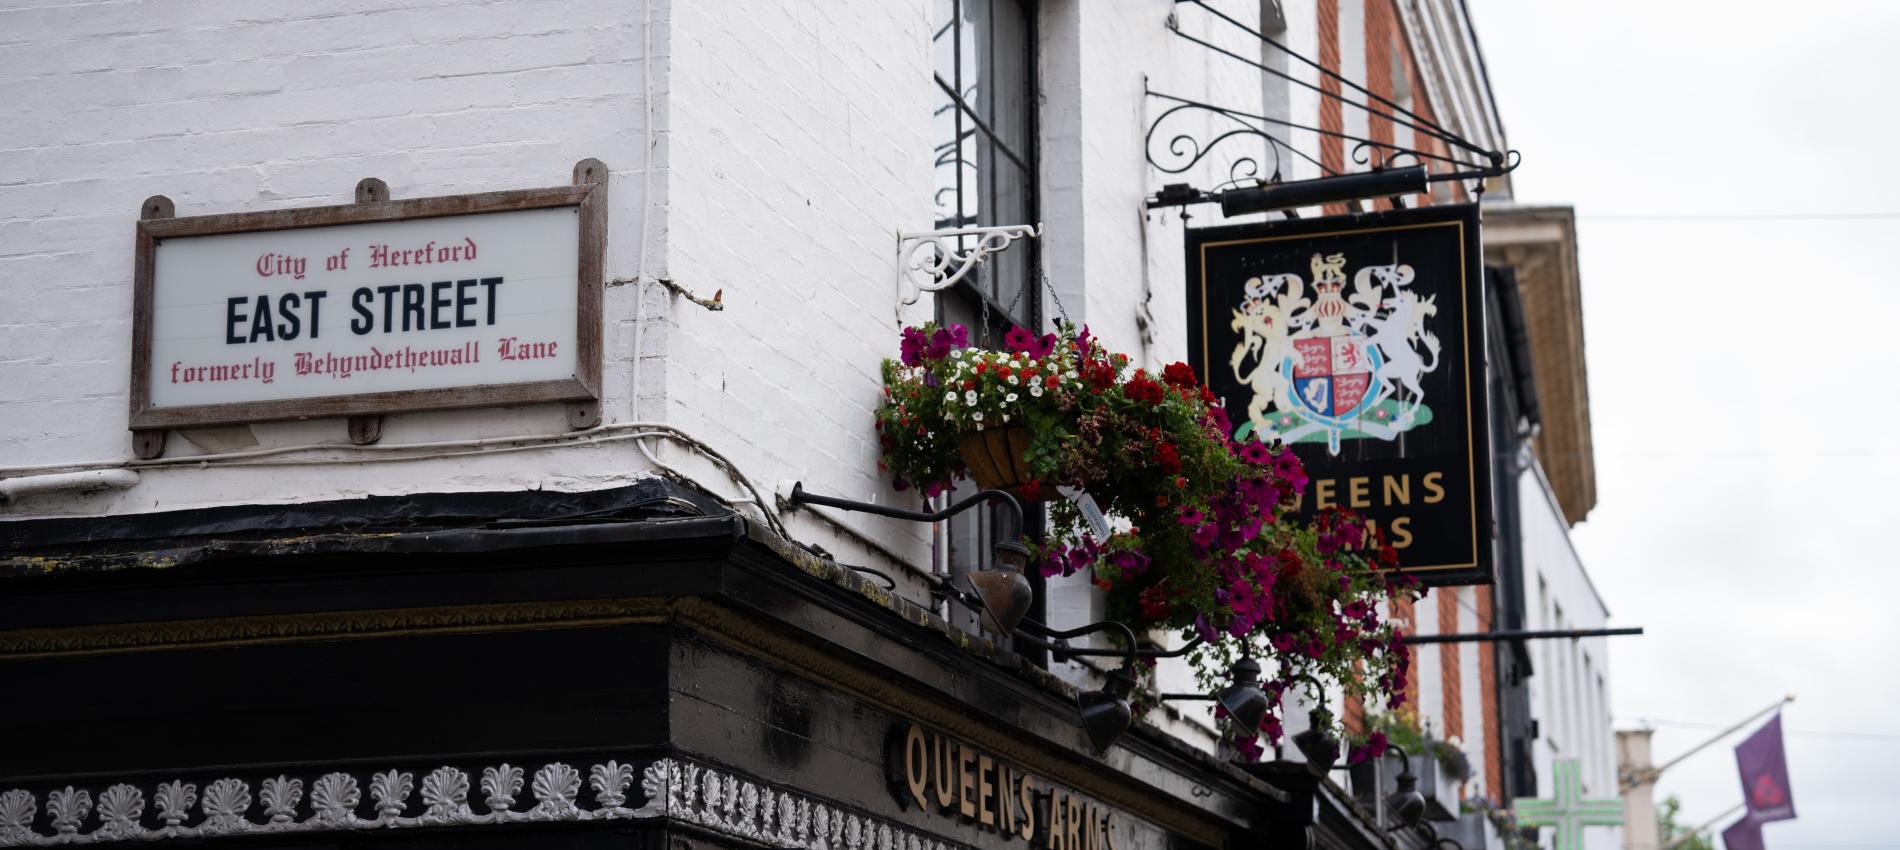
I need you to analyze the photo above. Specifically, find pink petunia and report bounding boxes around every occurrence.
[1003,326,1037,354]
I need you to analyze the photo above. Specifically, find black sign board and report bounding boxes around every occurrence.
[1186,204,1492,586]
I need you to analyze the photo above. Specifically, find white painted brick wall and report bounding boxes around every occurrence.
[0,1,1525,685]
[1,0,663,515]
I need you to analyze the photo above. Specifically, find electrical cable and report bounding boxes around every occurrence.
[1622,717,1900,743]
[0,423,790,539]
[1580,212,1900,221]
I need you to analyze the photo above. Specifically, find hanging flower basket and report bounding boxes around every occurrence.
[873,321,1417,758]
[956,426,1038,495]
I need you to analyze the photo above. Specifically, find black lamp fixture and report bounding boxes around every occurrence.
[786,483,1209,752]
[1216,165,1428,217]
[1382,743,1427,828]
[1014,619,1144,751]
[786,482,1033,633]
[1148,166,1431,217]
[1290,708,1341,772]
[1076,665,1138,752]
[965,539,1033,634]
[1215,655,1271,734]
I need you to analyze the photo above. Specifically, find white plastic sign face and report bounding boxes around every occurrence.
[147,206,580,409]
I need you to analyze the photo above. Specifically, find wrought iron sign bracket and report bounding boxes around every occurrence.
[894,223,1041,320]
[1142,0,1522,216]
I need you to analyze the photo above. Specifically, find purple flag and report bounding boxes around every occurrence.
[1721,816,1764,850]
[1735,714,1796,823]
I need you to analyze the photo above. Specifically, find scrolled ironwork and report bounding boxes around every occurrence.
[1351,141,1419,173]
[1145,101,1288,185]
[892,223,1042,319]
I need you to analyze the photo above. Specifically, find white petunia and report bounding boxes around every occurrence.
[965,390,978,406]
[1030,384,1043,397]
[973,411,984,421]
[1065,370,1078,379]
[1006,392,1018,403]
[1007,375,1019,385]
[945,391,958,403]
[1002,413,1010,423]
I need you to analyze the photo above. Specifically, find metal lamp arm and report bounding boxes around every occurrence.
[787,482,1024,540]
[1014,617,1142,667]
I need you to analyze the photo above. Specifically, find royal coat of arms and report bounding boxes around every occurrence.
[1228,252,1441,454]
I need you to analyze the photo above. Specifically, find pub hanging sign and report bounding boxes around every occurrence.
[1186,204,1492,586]
[129,161,607,438]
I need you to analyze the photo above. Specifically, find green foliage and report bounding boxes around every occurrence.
[875,322,1418,756]
[1365,711,1472,779]
[1658,796,1715,850]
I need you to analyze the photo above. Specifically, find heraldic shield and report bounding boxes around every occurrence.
[1287,333,1383,454]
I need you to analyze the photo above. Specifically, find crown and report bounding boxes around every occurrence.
[1310,253,1347,286]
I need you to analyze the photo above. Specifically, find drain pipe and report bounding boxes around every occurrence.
[0,469,140,504]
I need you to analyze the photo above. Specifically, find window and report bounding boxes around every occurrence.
[930,0,1042,643]
[931,0,1038,334]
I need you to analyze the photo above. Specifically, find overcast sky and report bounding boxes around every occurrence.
[1463,0,1900,847]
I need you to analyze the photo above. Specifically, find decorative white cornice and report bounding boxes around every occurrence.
[0,758,969,850]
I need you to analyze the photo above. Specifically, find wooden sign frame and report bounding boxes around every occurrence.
[129,160,607,438]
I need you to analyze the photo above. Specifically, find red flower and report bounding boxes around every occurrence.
[1125,373,1166,406]
[1138,585,1170,620]
[1162,362,1198,389]
[1156,442,1181,473]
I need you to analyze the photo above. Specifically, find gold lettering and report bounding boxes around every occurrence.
[958,744,978,818]
[1018,774,1037,842]
[934,736,956,810]
[978,754,996,827]
[1384,474,1411,505]
[1423,471,1446,504]
[1066,796,1083,850]
[997,766,1016,840]
[1315,478,1337,509]
[904,725,930,811]
[1390,516,1414,548]
[1348,476,1371,508]
[1047,790,1066,850]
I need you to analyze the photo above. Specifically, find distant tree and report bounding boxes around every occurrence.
[1657,795,1715,850]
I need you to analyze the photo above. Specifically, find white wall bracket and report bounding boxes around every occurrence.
[894,223,1042,319]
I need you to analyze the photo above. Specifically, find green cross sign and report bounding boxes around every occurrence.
[1511,759,1623,850]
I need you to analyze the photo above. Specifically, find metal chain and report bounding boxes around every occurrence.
[1028,251,1072,328]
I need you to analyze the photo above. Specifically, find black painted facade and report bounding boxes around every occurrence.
[0,481,1408,850]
